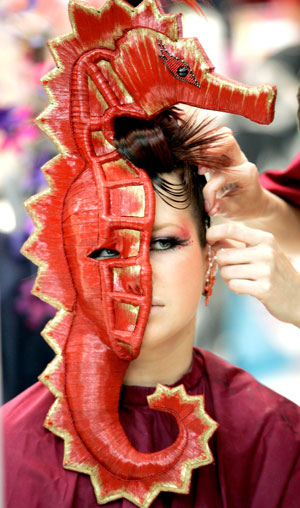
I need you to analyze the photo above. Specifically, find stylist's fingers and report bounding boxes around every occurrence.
[207,222,273,248]
[225,279,262,296]
[201,161,259,216]
[220,262,270,282]
[202,173,226,213]
[208,222,300,326]
[206,126,247,164]
[216,245,258,266]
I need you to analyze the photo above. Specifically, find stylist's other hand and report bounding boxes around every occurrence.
[207,222,300,328]
[200,128,266,220]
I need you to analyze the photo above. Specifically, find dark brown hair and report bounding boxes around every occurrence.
[114,107,229,245]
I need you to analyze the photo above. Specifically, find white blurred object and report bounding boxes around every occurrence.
[231,3,300,62]
[0,200,16,233]
[261,368,300,406]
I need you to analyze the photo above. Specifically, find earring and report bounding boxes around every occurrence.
[203,246,217,307]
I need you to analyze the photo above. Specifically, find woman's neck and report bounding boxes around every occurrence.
[123,319,195,387]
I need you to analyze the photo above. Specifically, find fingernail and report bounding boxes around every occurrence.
[198,167,207,175]
[204,199,210,212]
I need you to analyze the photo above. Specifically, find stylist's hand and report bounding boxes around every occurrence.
[207,222,300,327]
[200,128,266,220]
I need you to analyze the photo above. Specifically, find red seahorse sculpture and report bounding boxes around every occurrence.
[22,0,276,506]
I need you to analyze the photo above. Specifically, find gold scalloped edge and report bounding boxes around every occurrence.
[21,193,65,311]
[40,356,64,399]
[36,91,70,156]
[21,155,69,304]
[40,309,71,355]
[67,0,180,47]
[36,31,76,155]
[39,310,74,398]
[21,208,66,311]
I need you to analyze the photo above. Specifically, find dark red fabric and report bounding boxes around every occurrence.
[3,347,300,508]
[260,152,300,206]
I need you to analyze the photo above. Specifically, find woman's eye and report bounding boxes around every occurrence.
[151,239,173,251]
[88,248,120,260]
[150,237,188,251]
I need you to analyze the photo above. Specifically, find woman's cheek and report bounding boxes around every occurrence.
[164,247,205,305]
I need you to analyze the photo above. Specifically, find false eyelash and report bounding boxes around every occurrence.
[150,236,190,251]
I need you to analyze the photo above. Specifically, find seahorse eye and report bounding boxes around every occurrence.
[158,40,201,88]
[177,66,188,77]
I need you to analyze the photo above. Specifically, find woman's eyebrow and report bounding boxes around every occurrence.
[152,223,186,233]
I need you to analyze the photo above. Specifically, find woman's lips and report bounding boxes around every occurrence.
[150,301,165,312]
[151,300,164,307]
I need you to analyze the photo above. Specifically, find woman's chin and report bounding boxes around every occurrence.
[140,323,168,352]
[149,304,165,315]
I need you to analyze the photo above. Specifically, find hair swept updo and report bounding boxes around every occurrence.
[114,107,229,245]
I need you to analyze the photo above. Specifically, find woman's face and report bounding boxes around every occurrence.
[141,174,207,351]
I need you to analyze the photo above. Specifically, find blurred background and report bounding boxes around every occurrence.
[0,0,299,404]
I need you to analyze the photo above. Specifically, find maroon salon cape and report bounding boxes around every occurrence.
[260,152,300,206]
[3,347,300,508]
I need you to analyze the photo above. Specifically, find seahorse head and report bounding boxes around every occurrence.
[109,28,276,128]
